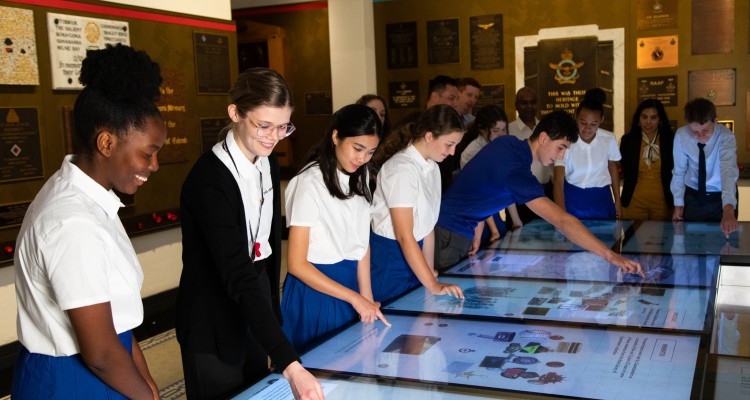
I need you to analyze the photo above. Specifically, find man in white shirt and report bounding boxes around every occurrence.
[457,77,481,124]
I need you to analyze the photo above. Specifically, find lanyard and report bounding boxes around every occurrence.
[222,137,265,262]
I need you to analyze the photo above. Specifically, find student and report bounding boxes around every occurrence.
[281,104,389,352]
[458,105,522,243]
[177,68,322,400]
[620,99,674,220]
[356,94,391,138]
[435,110,642,276]
[370,105,465,303]
[671,98,739,237]
[12,44,163,399]
[554,88,621,219]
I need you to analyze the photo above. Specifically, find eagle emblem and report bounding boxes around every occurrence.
[548,48,584,85]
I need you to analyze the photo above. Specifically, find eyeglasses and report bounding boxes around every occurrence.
[246,116,296,139]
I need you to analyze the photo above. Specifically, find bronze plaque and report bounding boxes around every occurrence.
[304,92,333,116]
[637,0,677,30]
[637,75,678,107]
[0,107,43,183]
[200,117,229,153]
[692,0,733,54]
[156,68,189,164]
[688,69,735,106]
[388,81,420,109]
[193,32,231,94]
[427,18,459,65]
[386,22,418,69]
[637,35,678,69]
[470,14,503,70]
[474,84,505,113]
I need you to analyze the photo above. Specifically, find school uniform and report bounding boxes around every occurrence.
[281,164,372,352]
[371,144,441,303]
[13,155,142,399]
[435,135,544,269]
[555,128,621,219]
[177,132,295,399]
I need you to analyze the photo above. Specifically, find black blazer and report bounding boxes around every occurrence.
[619,130,674,208]
[176,151,297,370]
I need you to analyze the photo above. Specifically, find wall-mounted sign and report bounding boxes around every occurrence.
[0,107,43,183]
[636,35,678,69]
[388,81,419,109]
[193,32,230,94]
[47,12,130,89]
[0,6,39,85]
[427,18,459,65]
[637,75,677,106]
[637,0,677,30]
[386,22,418,69]
[470,14,503,70]
[688,69,736,106]
[304,92,333,116]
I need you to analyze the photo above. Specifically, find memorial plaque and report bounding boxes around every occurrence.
[469,14,503,70]
[692,0,733,54]
[636,35,678,69]
[637,75,678,106]
[537,37,597,118]
[0,6,39,85]
[0,202,30,230]
[637,0,677,30]
[193,32,230,94]
[474,84,505,112]
[0,107,43,182]
[304,92,332,116]
[156,68,189,164]
[200,117,229,153]
[46,12,129,89]
[688,69,735,106]
[388,81,419,109]
[385,22,417,69]
[426,18,459,65]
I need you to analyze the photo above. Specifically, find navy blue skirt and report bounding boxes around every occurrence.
[12,330,133,399]
[281,259,359,353]
[564,181,616,219]
[369,232,422,304]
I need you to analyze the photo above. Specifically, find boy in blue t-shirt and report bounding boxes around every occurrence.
[435,110,642,276]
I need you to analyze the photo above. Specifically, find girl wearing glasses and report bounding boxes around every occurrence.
[281,104,389,352]
[369,105,466,304]
[177,68,322,400]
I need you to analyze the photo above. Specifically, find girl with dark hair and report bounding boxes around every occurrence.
[620,99,674,220]
[177,68,322,399]
[356,94,391,138]
[281,104,389,352]
[370,105,466,303]
[554,88,622,219]
[458,105,523,243]
[13,44,164,399]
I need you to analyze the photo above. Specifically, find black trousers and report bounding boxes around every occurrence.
[683,186,738,221]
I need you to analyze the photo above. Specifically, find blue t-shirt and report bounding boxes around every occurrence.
[437,135,544,237]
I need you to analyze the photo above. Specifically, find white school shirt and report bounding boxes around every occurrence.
[14,156,144,356]
[285,164,371,264]
[371,144,440,241]
[509,118,551,184]
[556,128,621,188]
[213,131,273,260]
[460,135,488,169]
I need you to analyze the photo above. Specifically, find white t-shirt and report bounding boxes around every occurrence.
[14,155,144,356]
[371,144,440,241]
[555,128,621,188]
[285,164,371,264]
[213,131,273,260]
[460,136,488,169]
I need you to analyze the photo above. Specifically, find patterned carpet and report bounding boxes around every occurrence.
[141,329,186,400]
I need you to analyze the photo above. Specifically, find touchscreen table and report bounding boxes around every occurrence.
[444,249,718,288]
[622,221,750,255]
[301,313,701,400]
[492,219,632,252]
[384,276,710,332]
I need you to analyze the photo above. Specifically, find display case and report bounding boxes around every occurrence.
[232,220,750,399]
